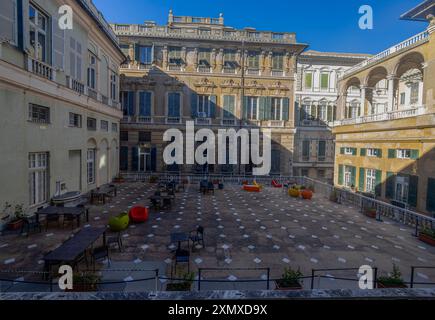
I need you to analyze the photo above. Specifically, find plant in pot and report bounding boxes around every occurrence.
[275,266,303,290]
[300,189,313,200]
[166,271,195,291]
[113,173,125,183]
[364,206,377,219]
[288,188,300,198]
[419,227,435,246]
[7,204,25,231]
[307,184,315,192]
[377,264,407,288]
[67,273,101,292]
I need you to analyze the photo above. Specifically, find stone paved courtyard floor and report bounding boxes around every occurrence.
[1,182,435,290]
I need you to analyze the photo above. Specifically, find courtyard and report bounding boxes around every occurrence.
[1,180,434,291]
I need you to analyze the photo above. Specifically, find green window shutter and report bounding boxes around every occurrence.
[386,172,395,199]
[375,170,382,196]
[340,147,344,155]
[338,164,344,185]
[360,148,366,156]
[258,97,266,120]
[426,178,435,212]
[408,175,418,208]
[265,97,272,120]
[411,149,420,160]
[377,149,383,158]
[190,92,197,118]
[359,168,365,192]
[388,149,396,158]
[282,98,289,121]
[350,166,356,187]
[327,105,332,121]
[243,96,249,120]
[134,43,140,62]
[209,95,217,118]
[320,73,329,89]
[305,73,312,88]
[310,104,317,118]
[352,148,357,156]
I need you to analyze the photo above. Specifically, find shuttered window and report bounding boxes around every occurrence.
[272,53,284,70]
[0,0,18,45]
[304,72,313,89]
[223,95,235,119]
[52,17,64,69]
[69,37,82,81]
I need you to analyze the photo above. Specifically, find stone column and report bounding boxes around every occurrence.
[193,48,198,71]
[217,48,224,72]
[266,51,273,74]
[360,86,367,116]
[259,50,266,74]
[211,48,216,72]
[162,46,168,69]
[387,74,396,112]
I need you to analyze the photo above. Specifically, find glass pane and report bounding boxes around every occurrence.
[29,5,36,24]
[38,32,46,62]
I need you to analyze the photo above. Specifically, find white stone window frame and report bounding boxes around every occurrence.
[29,2,50,63]
[396,149,411,159]
[366,168,377,193]
[28,152,49,207]
[87,148,96,185]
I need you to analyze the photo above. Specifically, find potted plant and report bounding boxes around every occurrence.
[301,189,313,200]
[275,267,303,290]
[364,206,377,219]
[7,204,25,231]
[166,271,195,291]
[149,175,159,183]
[288,188,300,198]
[113,173,125,183]
[67,273,101,292]
[377,265,407,288]
[419,228,435,246]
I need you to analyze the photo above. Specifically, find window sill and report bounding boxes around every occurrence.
[28,120,51,125]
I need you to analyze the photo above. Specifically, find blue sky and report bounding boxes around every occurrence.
[94,0,428,54]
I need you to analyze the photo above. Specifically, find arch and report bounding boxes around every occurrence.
[393,51,425,78]
[364,66,388,87]
[343,77,361,94]
[87,138,97,149]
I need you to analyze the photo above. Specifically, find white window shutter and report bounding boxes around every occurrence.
[0,0,17,44]
[52,17,65,69]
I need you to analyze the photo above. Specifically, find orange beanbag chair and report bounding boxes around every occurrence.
[243,185,261,192]
[129,206,149,223]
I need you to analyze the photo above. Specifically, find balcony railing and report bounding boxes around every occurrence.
[137,116,152,123]
[342,30,429,78]
[27,56,53,81]
[222,67,237,74]
[246,68,260,75]
[221,119,237,126]
[331,105,426,126]
[166,117,181,124]
[195,118,211,125]
[267,120,285,127]
[197,65,211,73]
[168,64,183,71]
[271,70,284,77]
[87,88,98,100]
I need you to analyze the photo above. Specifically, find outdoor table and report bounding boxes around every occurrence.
[91,185,117,204]
[149,194,175,209]
[43,227,107,276]
[170,232,190,250]
[36,206,88,227]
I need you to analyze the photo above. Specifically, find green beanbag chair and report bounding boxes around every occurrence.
[108,212,129,232]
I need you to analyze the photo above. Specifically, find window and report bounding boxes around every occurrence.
[0,0,18,45]
[69,113,82,127]
[248,32,260,38]
[410,82,419,105]
[397,149,411,159]
[139,46,153,65]
[111,122,118,132]
[344,166,354,188]
[304,72,313,89]
[29,4,49,62]
[139,131,151,142]
[272,33,284,40]
[400,92,406,105]
[272,53,284,70]
[87,52,97,89]
[270,98,282,120]
[366,169,377,193]
[110,71,117,101]
[29,152,48,206]
[344,147,354,155]
[28,103,50,123]
[168,47,183,65]
[301,104,312,120]
[100,120,108,132]
[367,148,379,157]
[223,95,235,118]
[348,102,360,118]
[87,149,96,184]
[120,131,128,141]
[302,140,310,161]
[318,141,326,161]
[318,103,327,121]
[320,73,329,90]
[198,28,210,35]
[223,49,237,72]
[167,92,181,117]
[301,168,309,177]
[246,96,258,120]
[120,91,135,116]
[247,51,259,69]
[317,169,325,179]
[198,49,211,67]
[69,37,82,80]
[139,91,152,117]
[198,95,211,117]
[395,176,409,203]
[87,117,96,131]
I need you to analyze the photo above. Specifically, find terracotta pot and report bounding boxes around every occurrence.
[364,209,377,219]
[275,280,303,290]
[419,233,435,246]
[7,219,23,231]
[301,189,313,200]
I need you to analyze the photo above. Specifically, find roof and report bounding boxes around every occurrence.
[301,50,372,59]
[400,0,435,22]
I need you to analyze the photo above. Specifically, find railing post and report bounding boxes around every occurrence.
[310,269,315,289]
[373,267,378,289]
[414,217,419,237]
[198,268,201,291]
[155,268,159,291]
[410,267,415,288]
[266,268,270,290]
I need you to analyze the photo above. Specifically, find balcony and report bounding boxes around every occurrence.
[300,119,328,126]
[197,65,212,73]
[66,76,85,95]
[87,88,98,100]
[221,119,237,126]
[267,120,285,127]
[341,30,429,78]
[168,64,183,71]
[332,105,426,126]
[246,68,260,76]
[195,117,211,125]
[271,70,284,77]
[137,116,152,123]
[27,56,53,81]
[166,117,181,124]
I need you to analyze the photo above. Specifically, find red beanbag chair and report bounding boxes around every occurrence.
[271,180,283,188]
[129,206,149,223]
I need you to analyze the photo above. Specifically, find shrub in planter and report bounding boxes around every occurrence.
[377,264,407,288]
[364,207,377,219]
[288,188,300,198]
[149,176,159,183]
[166,271,195,291]
[275,267,303,290]
[300,189,313,200]
[329,190,338,202]
[307,185,315,192]
[7,204,25,231]
[419,228,435,246]
[67,273,101,292]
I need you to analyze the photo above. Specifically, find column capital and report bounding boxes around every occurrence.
[387,74,398,80]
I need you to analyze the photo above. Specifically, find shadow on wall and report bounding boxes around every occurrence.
[119,67,293,176]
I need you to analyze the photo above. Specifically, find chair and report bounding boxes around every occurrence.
[108,212,129,232]
[45,214,60,231]
[62,214,77,229]
[128,206,149,223]
[91,245,110,270]
[107,232,123,252]
[21,216,42,236]
[171,249,190,277]
[189,226,205,250]
[207,182,215,194]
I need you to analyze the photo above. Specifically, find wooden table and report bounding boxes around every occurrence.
[91,185,117,204]
[36,206,88,227]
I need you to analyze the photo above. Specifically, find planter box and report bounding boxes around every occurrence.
[419,233,435,246]
[66,284,98,292]
[113,177,125,183]
[7,219,23,231]
[166,282,192,291]
[364,209,377,219]
[275,280,303,290]
[377,281,407,289]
